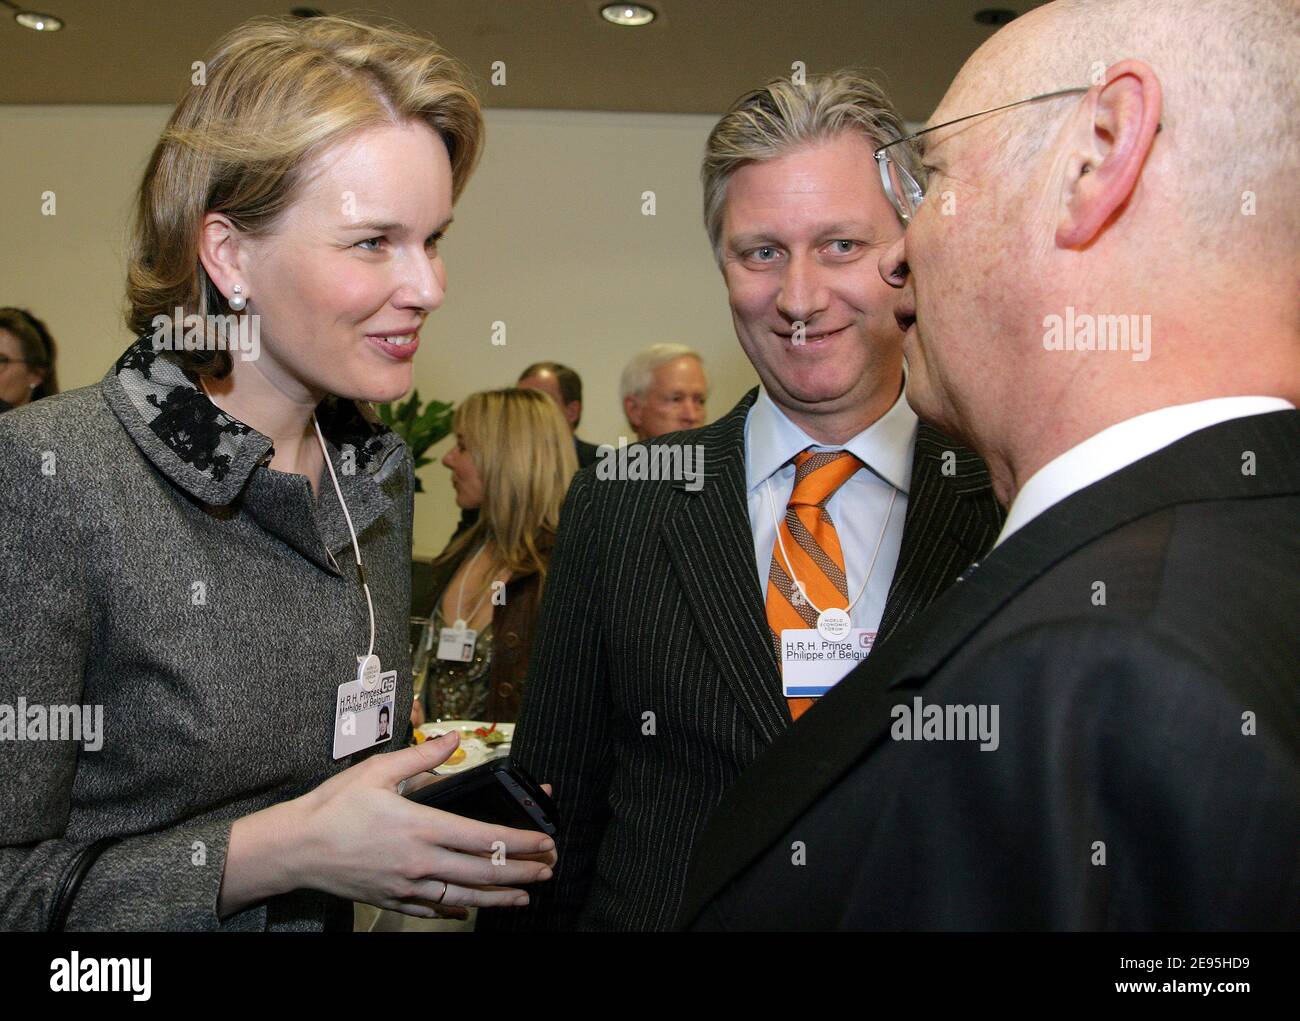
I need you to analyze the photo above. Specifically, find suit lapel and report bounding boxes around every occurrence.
[878,423,1002,642]
[661,390,790,743]
[679,409,1300,924]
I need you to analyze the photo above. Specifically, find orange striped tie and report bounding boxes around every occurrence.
[767,450,864,721]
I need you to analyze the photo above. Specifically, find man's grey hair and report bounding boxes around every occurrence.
[620,344,707,402]
[701,69,918,264]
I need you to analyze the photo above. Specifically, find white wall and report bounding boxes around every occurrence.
[0,105,759,556]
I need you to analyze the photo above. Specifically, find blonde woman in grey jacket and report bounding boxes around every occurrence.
[0,15,555,931]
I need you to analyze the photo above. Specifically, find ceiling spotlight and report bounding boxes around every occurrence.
[600,3,656,27]
[0,0,63,31]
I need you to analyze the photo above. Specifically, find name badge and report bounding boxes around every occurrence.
[436,626,478,663]
[780,629,876,698]
[333,669,398,760]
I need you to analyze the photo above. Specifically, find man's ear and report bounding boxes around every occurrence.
[623,395,641,432]
[1056,59,1162,249]
[564,400,582,430]
[197,212,246,301]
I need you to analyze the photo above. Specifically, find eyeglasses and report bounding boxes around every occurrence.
[874,87,1091,224]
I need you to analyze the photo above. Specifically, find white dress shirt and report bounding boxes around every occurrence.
[745,385,918,634]
[997,396,1295,546]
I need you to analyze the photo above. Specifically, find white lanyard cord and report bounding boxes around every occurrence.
[200,374,378,666]
[765,471,899,618]
[313,414,375,662]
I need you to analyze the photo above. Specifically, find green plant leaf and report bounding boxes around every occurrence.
[376,391,454,494]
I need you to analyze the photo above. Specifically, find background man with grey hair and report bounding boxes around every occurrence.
[482,70,1002,932]
[619,343,709,441]
[682,0,1299,930]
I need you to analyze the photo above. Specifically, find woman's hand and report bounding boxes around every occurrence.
[219,733,555,919]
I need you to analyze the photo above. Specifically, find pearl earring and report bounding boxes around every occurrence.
[228,284,247,311]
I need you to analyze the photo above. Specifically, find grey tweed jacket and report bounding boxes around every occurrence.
[0,337,414,931]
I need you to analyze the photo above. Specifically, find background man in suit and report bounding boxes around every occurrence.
[681,0,1299,930]
[619,343,710,440]
[517,361,601,469]
[480,70,1002,932]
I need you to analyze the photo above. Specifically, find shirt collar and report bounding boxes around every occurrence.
[745,377,918,495]
[997,395,1296,546]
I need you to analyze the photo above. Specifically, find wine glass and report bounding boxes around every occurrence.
[409,615,434,702]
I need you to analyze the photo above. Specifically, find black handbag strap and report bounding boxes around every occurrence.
[48,837,119,932]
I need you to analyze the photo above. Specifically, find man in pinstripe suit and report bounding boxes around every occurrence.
[477,71,1002,932]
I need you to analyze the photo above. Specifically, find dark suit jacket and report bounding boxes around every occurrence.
[680,411,1300,931]
[478,388,1003,931]
[574,436,600,470]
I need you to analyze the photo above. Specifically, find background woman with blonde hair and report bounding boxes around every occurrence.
[0,14,555,931]
[415,388,577,725]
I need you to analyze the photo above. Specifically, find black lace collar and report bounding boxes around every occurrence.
[101,334,401,507]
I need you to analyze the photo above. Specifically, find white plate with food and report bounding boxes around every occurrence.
[415,720,513,773]
[429,719,513,749]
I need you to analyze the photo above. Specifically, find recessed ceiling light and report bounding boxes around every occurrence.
[973,8,1017,26]
[600,3,656,27]
[12,8,63,31]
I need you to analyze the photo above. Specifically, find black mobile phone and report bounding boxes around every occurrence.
[404,757,557,835]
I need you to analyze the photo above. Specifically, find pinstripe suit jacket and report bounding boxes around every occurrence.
[480,388,1003,931]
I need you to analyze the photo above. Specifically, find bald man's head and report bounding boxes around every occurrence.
[877,0,1298,499]
[947,0,1298,259]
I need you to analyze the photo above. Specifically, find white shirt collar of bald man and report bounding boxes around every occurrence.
[997,396,1296,548]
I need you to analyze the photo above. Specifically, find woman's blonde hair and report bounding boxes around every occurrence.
[435,388,578,588]
[701,69,916,264]
[126,14,483,377]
